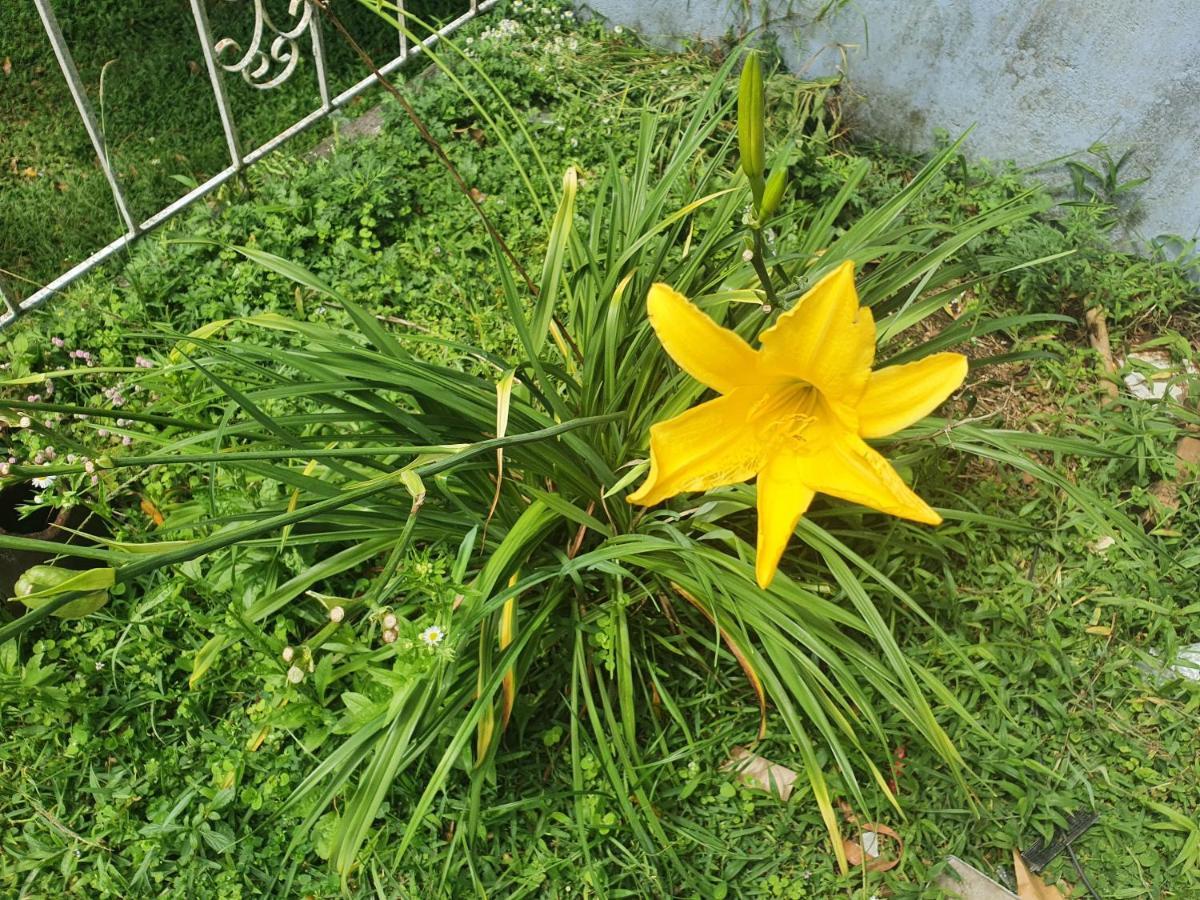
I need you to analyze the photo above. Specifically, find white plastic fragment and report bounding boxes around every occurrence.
[1120,350,1197,403]
[1141,643,1200,685]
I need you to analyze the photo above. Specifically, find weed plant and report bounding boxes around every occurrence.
[1,4,1198,897]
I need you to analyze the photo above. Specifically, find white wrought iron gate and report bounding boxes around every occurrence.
[1,0,497,329]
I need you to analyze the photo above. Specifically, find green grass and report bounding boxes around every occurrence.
[2,2,1199,897]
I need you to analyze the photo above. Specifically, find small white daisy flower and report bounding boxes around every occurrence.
[420,625,445,647]
[31,475,56,489]
[95,661,105,671]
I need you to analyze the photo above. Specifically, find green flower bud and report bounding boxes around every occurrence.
[738,50,766,206]
[759,164,789,221]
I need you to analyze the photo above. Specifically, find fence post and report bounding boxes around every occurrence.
[32,0,139,236]
[188,0,245,167]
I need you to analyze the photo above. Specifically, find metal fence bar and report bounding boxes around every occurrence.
[4,0,500,329]
[188,0,245,167]
[311,13,333,111]
[397,0,409,60]
[32,0,138,236]
[0,284,17,318]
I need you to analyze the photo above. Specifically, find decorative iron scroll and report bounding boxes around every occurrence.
[213,0,314,89]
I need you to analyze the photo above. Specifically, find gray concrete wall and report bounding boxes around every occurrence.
[581,0,1200,242]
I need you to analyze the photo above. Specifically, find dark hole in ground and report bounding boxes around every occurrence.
[0,483,55,534]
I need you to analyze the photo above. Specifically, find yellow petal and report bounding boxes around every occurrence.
[857,353,968,438]
[802,434,941,524]
[755,452,815,589]
[628,390,762,506]
[647,283,761,395]
[758,260,875,403]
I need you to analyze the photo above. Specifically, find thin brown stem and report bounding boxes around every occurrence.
[315,2,585,365]
[314,1,537,296]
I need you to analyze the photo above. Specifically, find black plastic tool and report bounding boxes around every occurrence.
[1021,810,1101,898]
[1021,810,1098,871]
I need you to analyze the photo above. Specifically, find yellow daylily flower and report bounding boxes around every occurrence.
[628,260,968,589]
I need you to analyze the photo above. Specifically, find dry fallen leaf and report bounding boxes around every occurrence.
[1176,436,1200,470]
[140,497,165,526]
[1013,850,1067,900]
[2,57,12,77]
[723,746,796,801]
[842,821,902,872]
[21,166,38,179]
